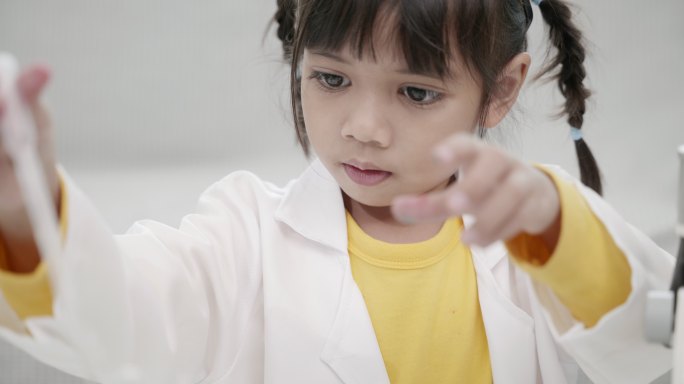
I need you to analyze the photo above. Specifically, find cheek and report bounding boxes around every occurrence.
[392,104,479,176]
[301,83,338,127]
[300,85,326,137]
[395,105,476,151]
[300,84,343,156]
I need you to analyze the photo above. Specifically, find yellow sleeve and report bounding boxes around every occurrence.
[506,166,631,327]
[0,174,68,319]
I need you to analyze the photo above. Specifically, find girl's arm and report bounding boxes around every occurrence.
[0,65,265,383]
[391,134,668,326]
[0,168,267,383]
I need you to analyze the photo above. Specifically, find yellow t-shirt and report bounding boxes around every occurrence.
[347,212,492,383]
[346,168,631,383]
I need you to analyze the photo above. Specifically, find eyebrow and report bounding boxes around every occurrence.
[309,49,444,80]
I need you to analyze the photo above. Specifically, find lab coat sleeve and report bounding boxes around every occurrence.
[0,169,268,383]
[527,165,674,384]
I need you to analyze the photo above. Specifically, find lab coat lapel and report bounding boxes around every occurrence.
[465,217,539,383]
[319,263,391,384]
[275,159,390,384]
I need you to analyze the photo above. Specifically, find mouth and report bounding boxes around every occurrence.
[342,162,392,186]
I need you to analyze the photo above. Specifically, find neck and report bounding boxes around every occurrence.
[343,193,445,244]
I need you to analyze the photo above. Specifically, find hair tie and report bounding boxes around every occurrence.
[570,127,583,141]
[531,0,543,5]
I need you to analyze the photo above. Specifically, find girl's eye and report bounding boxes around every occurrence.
[401,86,442,104]
[311,71,350,90]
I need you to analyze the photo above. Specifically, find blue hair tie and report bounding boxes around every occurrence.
[570,127,583,141]
[531,0,543,5]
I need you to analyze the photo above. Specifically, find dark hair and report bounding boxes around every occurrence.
[274,0,602,195]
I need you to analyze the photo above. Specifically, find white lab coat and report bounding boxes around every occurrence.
[0,159,674,384]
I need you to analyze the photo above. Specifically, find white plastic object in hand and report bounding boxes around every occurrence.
[645,290,675,346]
[0,52,60,269]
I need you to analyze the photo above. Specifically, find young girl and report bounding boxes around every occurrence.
[0,0,675,383]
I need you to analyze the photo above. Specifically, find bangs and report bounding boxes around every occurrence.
[298,0,460,79]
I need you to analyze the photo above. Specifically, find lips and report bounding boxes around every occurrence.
[343,162,392,186]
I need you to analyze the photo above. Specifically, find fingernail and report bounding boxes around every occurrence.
[447,192,469,212]
[433,146,453,164]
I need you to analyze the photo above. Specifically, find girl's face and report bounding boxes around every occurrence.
[300,44,484,208]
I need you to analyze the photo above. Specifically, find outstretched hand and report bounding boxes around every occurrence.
[391,133,561,249]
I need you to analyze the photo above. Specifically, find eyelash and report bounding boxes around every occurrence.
[308,70,443,106]
[309,71,350,91]
[400,87,443,106]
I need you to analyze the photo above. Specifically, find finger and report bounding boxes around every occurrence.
[32,103,52,136]
[0,98,8,160]
[433,133,483,171]
[462,169,533,246]
[455,146,512,204]
[17,64,51,105]
[485,215,527,247]
[392,191,457,224]
[17,66,52,136]
[391,181,476,224]
[491,196,544,244]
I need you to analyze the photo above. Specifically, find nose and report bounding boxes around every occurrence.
[340,97,392,148]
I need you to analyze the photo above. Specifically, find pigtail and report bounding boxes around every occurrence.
[536,0,603,195]
[274,0,296,60]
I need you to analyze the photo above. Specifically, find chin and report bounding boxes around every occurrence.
[340,186,395,208]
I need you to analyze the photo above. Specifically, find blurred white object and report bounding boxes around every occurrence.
[675,145,684,384]
[645,290,676,346]
[0,52,60,272]
[645,144,684,383]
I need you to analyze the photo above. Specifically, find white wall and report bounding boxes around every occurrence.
[1,0,683,382]
[1,0,302,165]
[0,0,682,242]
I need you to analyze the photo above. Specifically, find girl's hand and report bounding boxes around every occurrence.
[0,64,58,236]
[391,133,561,249]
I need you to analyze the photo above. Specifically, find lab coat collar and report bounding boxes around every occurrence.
[274,158,349,254]
[274,159,509,270]
[274,159,390,382]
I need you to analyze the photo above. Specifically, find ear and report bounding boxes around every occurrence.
[483,52,531,128]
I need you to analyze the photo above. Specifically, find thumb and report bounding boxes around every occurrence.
[17,64,51,105]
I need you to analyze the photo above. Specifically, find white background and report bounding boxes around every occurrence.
[0,0,682,382]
